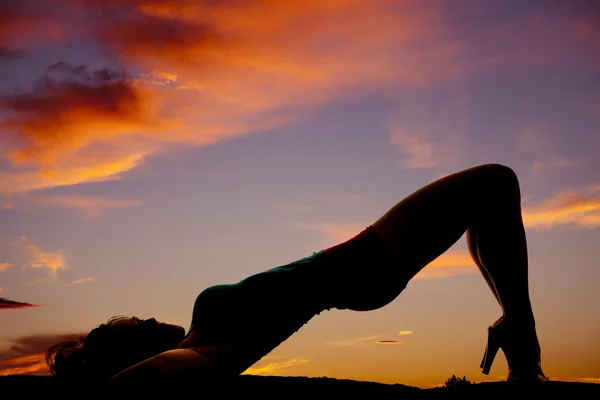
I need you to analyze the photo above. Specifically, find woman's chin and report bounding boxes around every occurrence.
[170,325,186,343]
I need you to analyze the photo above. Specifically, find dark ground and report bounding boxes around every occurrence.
[1,374,599,398]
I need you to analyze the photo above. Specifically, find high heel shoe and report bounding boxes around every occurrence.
[480,317,549,382]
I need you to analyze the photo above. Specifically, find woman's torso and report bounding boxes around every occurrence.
[185,251,331,368]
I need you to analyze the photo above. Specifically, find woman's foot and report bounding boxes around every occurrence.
[481,316,549,382]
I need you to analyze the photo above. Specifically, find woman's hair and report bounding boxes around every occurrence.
[45,316,149,380]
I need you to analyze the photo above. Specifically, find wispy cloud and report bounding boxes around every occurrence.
[324,335,382,347]
[243,358,310,376]
[0,332,86,376]
[65,277,94,286]
[0,263,12,272]
[398,331,413,336]
[517,128,580,175]
[523,186,600,229]
[388,90,469,172]
[376,340,406,345]
[32,195,140,219]
[13,237,70,280]
[0,297,39,310]
[389,126,439,169]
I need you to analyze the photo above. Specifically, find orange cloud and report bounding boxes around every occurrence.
[0,263,12,272]
[2,1,465,195]
[0,63,164,194]
[523,187,600,229]
[14,237,70,280]
[398,331,413,336]
[0,353,48,376]
[32,195,140,219]
[0,297,39,310]
[1,63,162,166]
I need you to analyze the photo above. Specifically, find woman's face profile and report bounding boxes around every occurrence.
[107,316,186,352]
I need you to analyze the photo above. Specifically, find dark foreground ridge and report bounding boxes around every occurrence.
[1,375,599,399]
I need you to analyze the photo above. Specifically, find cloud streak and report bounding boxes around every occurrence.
[65,277,94,286]
[32,195,140,219]
[575,377,600,384]
[0,298,39,310]
[376,340,406,345]
[243,357,310,376]
[324,335,382,347]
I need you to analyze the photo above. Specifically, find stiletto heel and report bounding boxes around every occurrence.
[480,325,501,375]
[479,317,549,382]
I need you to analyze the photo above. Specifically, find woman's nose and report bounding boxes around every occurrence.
[143,318,157,325]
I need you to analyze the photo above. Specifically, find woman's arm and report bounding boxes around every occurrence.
[111,348,215,381]
[110,340,247,382]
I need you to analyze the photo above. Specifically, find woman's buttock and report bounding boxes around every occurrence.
[235,226,410,314]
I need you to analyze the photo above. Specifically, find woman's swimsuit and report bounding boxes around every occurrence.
[187,226,408,369]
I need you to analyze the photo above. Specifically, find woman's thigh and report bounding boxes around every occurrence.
[319,226,410,312]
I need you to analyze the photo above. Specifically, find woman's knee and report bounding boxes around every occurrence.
[475,163,520,193]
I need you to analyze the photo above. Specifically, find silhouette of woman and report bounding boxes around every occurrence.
[46,164,548,382]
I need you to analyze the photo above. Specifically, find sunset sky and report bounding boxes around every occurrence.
[1,0,599,388]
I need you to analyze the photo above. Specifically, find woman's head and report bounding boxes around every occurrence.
[46,316,186,379]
